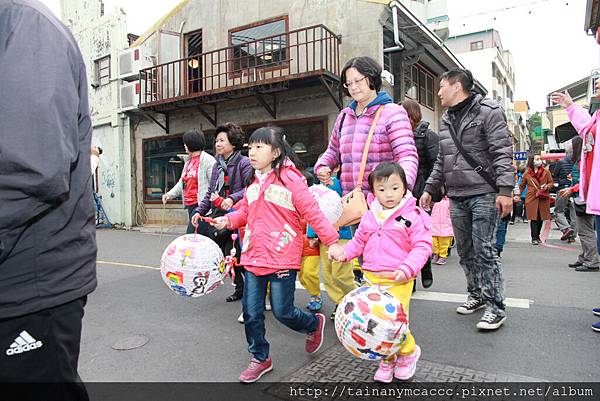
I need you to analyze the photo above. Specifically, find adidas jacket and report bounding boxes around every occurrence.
[0,0,97,319]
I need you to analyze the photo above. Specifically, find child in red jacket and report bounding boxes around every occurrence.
[201,126,344,383]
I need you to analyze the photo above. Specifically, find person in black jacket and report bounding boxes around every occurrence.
[420,69,514,331]
[0,1,96,398]
[552,148,577,242]
[402,99,439,289]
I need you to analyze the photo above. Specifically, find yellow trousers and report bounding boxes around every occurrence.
[320,240,356,305]
[363,271,416,357]
[433,236,453,258]
[299,255,321,297]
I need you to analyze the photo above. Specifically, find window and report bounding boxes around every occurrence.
[229,17,288,73]
[95,56,110,86]
[404,64,434,109]
[470,40,484,51]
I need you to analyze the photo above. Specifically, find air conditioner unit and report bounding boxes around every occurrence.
[118,47,153,81]
[119,80,141,110]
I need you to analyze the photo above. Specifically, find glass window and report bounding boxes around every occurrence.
[404,65,417,99]
[470,40,483,51]
[425,74,434,108]
[143,137,185,202]
[230,18,287,73]
[96,56,110,86]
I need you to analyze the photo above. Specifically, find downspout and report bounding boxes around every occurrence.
[384,0,405,53]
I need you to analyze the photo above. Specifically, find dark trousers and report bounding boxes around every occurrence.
[511,200,523,223]
[530,211,543,241]
[0,297,88,400]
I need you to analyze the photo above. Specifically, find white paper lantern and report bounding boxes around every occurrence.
[335,286,409,360]
[160,234,225,297]
[309,184,342,224]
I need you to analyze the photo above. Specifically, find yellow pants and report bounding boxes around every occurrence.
[363,271,416,358]
[433,236,453,258]
[299,255,321,297]
[320,240,356,305]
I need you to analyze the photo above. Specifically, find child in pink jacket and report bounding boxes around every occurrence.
[430,196,454,265]
[204,126,343,384]
[329,162,433,383]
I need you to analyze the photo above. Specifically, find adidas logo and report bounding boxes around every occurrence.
[5,330,43,356]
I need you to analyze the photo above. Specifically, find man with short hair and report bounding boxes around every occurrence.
[0,0,96,398]
[553,146,577,242]
[420,68,514,330]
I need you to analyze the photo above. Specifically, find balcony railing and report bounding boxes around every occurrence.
[139,24,341,108]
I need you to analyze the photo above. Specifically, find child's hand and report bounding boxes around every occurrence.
[308,238,319,248]
[393,270,409,283]
[221,197,234,210]
[211,216,229,231]
[328,243,345,261]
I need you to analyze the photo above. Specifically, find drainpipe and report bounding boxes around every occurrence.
[384,0,405,53]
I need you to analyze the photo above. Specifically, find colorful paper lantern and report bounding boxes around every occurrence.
[160,234,225,297]
[309,184,342,224]
[335,286,409,360]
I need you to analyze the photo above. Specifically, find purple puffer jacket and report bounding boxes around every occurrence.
[314,102,418,196]
[195,151,252,216]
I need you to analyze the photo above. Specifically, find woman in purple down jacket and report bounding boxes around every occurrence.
[314,56,418,283]
[193,122,252,302]
[315,56,418,196]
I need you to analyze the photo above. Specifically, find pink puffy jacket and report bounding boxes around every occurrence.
[431,196,454,237]
[314,103,418,196]
[227,165,339,274]
[343,194,433,280]
[566,104,600,215]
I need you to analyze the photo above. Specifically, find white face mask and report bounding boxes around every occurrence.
[534,160,543,168]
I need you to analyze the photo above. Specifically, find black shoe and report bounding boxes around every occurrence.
[531,239,540,245]
[330,305,338,321]
[421,264,433,288]
[476,310,506,330]
[496,248,502,258]
[561,228,575,241]
[568,261,583,268]
[226,291,243,302]
[575,265,600,272]
[456,298,485,315]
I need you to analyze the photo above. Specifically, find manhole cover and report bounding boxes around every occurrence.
[111,335,149,350]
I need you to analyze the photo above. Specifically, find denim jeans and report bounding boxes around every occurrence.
[494,216,509,251]
[450,193,506,314]
[242,269,318,362]
[185,205,198,235]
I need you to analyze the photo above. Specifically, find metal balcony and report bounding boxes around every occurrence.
[138,24,342,114]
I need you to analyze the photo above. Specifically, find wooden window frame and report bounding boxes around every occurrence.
[95,55,111,86]
[228,15,289,79]
[404,64,435,111]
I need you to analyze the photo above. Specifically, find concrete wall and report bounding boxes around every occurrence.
[61,0,134,226]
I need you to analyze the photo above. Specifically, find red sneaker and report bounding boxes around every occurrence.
[239,357,273,383]
[306,313,325,354]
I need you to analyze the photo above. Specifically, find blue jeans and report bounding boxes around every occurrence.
[242,269,318,361]
[450,193,506,314]
[495,217,509,251]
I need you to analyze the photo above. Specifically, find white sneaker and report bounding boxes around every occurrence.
[265,299,272,311]
[237,312,244,323]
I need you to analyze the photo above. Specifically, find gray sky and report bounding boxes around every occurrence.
[39,0,598,112]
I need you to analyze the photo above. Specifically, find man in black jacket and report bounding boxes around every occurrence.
[420,69,514,331]
[0,0,97,397]
[553,149,576,241]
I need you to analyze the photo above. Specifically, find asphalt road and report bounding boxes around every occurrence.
[80,222,599,384]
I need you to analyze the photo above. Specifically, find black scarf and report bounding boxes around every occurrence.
[448,94,476,131]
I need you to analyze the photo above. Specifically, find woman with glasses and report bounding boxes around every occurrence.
[314,56,418,285]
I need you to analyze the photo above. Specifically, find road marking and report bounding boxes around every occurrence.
[97,260,160,270]
[411,291,531,309]
[294,281,531,309]
[96,264,532,309]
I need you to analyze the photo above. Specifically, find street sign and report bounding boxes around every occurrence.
[514,151,528,161]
